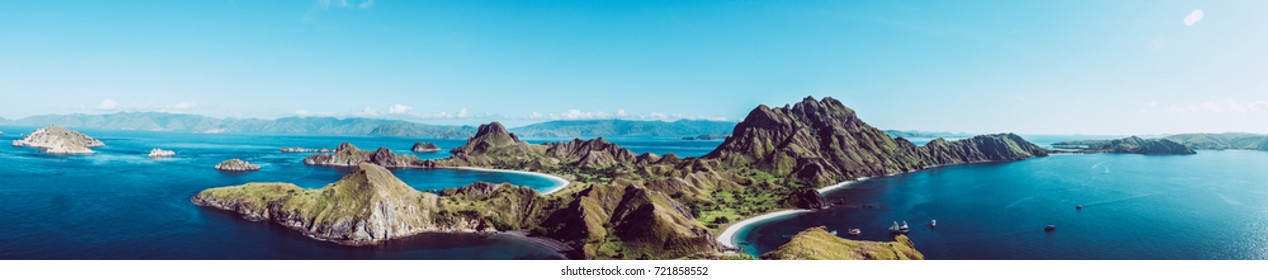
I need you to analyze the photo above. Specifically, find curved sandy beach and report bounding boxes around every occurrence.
[449,167,572,195]
[715,209,811,250]
[718,178,871,250]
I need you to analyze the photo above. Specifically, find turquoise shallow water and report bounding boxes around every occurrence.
[0,127,715,260]
[738,150,1268,259]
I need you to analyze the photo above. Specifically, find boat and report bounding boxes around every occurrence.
[899,221,910,233]
[830,230,838,235]
[1044,225,1057,231]
[848,228,861,236]
[888,221,901,234]
[930,219,937,227]
[1076,204,1083,210]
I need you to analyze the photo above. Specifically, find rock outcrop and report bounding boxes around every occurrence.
[1053,136,1196,155]
[148,148,176,158]
[411,142,441,153]
[761,226,924,260]
[303,142,425,168]
[215,158,260,172]
[783,188,830,209]
[11,125,104,154]
[194,163,548,246]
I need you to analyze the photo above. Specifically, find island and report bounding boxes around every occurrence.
[11,125,104,154]
[1163,133,1268,151]
[304,143,425,168]
[760,227,923,260]
[193,163,550,245]
[412,142,442,153]
[1052,136,1196,155]
[215,158,260,172]
[680,134,729,140]
[194,96,1051,259]
[148,148,176,158]
[280,147,333,153]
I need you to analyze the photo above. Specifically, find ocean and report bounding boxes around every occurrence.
[0,126,720,259]
[736,150,1268,259]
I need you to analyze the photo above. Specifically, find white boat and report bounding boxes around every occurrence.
[930,219,937,227]
[899,221,910,233]
[889,221,901,233]
[848,228,862,236]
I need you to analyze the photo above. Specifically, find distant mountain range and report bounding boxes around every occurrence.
[883,130,974,139]
[507,119,735,138]
[1163,133,1268,151]
[0,112,737,139]
[0,112,476,138]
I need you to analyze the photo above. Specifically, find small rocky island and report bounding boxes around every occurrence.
[11,125,104,154]
[761,227,924,260]
[412,142,442,153]
[681,134,729,140]
[148,148,176,158]
[215,158,260,172]
[280,147,333,153]
[1053,136,1195,155]
[304,142,425,168]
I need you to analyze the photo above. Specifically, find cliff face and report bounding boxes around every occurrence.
[11,125,104,154]
[761,226,923,260]
[1054,136,1196,155]
[706,97,1048,187]
[193,163,546,245]
[304,142,426,168]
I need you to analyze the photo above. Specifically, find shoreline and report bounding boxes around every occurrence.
[447,167,571,195]
[715,209,811,250]
[816,177,869,194]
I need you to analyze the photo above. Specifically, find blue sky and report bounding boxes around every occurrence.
[1,0,1265,134]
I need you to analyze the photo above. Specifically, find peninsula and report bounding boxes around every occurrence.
[761,227,923,260]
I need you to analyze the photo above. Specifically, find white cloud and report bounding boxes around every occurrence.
[1147,101,1159,107]
[358,0,375,9]
[171,102,197,110]
[616,109,628,117]
[359,107,380,116]
[388,104,412,114]
[457,108,470,118]
[1184,9,1205,26]
[1224,99,1247,112]
[529,112,544,119]
[98,99,118,110]
[649,112,668,119]
[1200,101,1224,112]
[1251,101,1268,111]
[295,110,311,116]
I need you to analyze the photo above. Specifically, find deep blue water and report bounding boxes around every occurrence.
[0,127,711,260]
[738,150,1268,259]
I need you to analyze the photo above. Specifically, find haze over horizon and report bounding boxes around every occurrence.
[2,1,1265,135]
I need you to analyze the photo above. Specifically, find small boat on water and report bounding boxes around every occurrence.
[930,219,937,227]
[1044,225,1057,231]
[1076,204,1083,210]
[848,228,862,236]
[890,221,910,234]
[830,230,838,235]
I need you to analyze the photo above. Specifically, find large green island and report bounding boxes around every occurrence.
[193,97,1052,259]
